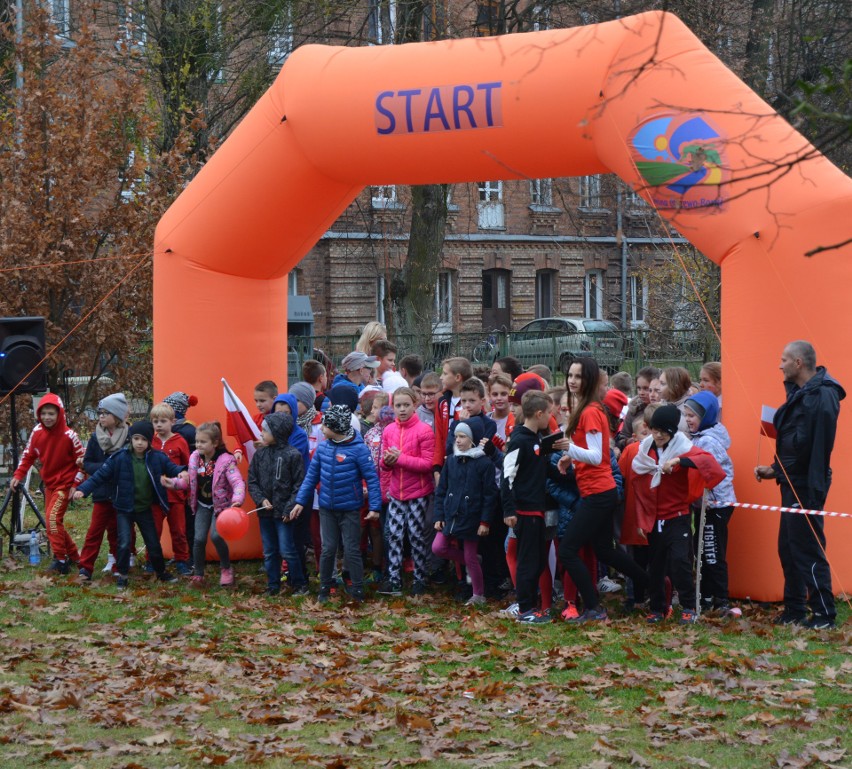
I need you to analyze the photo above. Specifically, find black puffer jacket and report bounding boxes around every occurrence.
[434,445,497,541]
[247,413,305,519]
[772,367,845,506]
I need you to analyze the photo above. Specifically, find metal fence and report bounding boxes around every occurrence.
[289,327,720,381]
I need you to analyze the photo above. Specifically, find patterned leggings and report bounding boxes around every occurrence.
[386,495,432,584]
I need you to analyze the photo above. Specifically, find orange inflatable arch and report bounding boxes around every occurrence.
[154,11,852,601]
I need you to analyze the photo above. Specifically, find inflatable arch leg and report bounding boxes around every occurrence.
[155,11,852,598]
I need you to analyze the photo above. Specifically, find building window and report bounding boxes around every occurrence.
[624,183,646,213]
[288,270,299,295]
[50,0,71,37]
[629,274,647,327]
[585,269,605,319]
[376,275,386,324]
[118,2,145,47]
[371,185,397,208]
[531,4,552,31]
[579,175,603,210]
[369,0,397,44]
[422,1,447,40]
[268,10,293,67]
[477,181,504,229]
[475,0,501,36]
[535,270,555,318]
[482,270,508,311]
[530,178,554,208]
[434,271,453,328]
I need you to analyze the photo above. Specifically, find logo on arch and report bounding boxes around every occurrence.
[629,113,727,211]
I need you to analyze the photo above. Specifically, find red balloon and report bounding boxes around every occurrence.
[216,507,249,542]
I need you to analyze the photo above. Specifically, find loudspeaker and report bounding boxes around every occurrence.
[0,317,47,394]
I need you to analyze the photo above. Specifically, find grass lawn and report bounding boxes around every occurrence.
[0,503,849,768]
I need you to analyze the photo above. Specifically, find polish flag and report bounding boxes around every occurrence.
[223,377,262,462]
[760,405,777,439]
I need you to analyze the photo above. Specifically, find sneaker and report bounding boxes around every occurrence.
[174,561,193,576]
[410,580,427,596]
[116,575,129,590]
[561,602,580,621]
[77,567,92,583]
[518,609,552,624]
[129,554,136,568]
[101,554,116,573]
[428,568,449,585]
[646,606,673,624]
[157,571,179,584]
[597,576,622,593]
[264,587,281,597]
[345,586,365,603]
[189,575,204,588]
[804,614,836,630]
[142,561,156,574]
[500,602,520,617]
[48,559,70,575]
[568,606,608,624]
[773,611,806,627]
[317,586,332,604]
[377,580,402,596]
[219,567,235,587]
[291,583,310,596]
[464,595,487,607]
[679,609,698,625]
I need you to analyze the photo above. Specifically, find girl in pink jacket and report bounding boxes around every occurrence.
[378,387,435,596]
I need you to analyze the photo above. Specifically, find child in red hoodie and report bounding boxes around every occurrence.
[12,393,85,573]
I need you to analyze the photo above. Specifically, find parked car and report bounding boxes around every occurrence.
[502,318,624,374]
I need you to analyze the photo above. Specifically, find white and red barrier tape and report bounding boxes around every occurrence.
[734,502,852,519]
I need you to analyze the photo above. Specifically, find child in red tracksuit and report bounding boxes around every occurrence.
[150,402,192,575]
[12,393,84,573]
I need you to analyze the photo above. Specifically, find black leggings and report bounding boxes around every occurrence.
[558,488,648,611]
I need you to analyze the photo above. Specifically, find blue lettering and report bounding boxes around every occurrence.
[452,85,476,129]
[477,82,501,127]
[424,87,450,132]
[398,89,422,133]
[375,91,396,135]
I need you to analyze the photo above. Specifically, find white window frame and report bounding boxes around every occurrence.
[535,270,555,319]
[118,2,146,48]
[584,269,605,320]
[369,0,398,44]
[531,4,552,31]
[579,175,603,210]
[268,10,293,67]
[434,271,453,332]
[477,181,504,229]
[371,185,398,208]
[530,178,553,208]
[376,275,386,324]
[629,274,648,327]
[625,184,646,213]
[49,0,71,38]
[288,271,299,296]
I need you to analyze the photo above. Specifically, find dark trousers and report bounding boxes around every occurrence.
[292,507,312,578]
[184,502,195,566]
[116,508,165,577]
[558,488,648,611]
[480,505,511,595]
[694,505,733,604]
[648,515,695,613]
[319,508,364,591]
[778,485,835,619]
[514,514,546,613]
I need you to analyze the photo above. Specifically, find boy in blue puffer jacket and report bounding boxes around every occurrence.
[73,421,186,590]
[682,391,737,614]
[290,405,381,603]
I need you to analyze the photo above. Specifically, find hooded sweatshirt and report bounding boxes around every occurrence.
[14,393,85,489]
[271,393,311,470]
[248,412,306,518]
[685,391,736,508]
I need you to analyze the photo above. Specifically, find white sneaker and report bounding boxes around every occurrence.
[464,595,487,607]
[500,602,520,617]
[129,554,136,568]
[102,554,116,573]
[597,576,622,593]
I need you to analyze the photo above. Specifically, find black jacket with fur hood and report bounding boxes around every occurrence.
[248,412,305,519]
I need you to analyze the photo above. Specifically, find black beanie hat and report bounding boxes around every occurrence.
[128,420,154,444]
[650,405,681,437]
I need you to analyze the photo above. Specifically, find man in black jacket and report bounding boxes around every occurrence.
[755,341,844,629]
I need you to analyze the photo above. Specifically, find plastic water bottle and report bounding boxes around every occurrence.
[28,530,41,565]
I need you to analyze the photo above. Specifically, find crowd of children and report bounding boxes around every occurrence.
[13,342,755,626]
